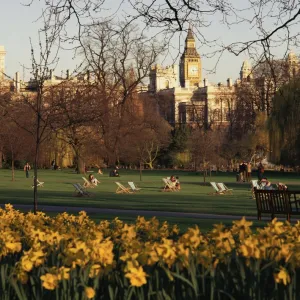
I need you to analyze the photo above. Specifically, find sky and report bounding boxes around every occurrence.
[0,1,297,84]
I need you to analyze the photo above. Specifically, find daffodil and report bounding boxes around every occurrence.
[40,273,59,290]
[274,267,291,285]
[85,287,96,299]
[125,265,147,287]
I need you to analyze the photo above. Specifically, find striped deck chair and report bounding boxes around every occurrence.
[217,183,233,194]
[209,182,225,195]
[115,182,133,194]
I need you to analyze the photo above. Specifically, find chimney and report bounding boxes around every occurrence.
[87,70,90,81]
[15,72,20,92]
[203,78,208,87]
[227,78,232,87]
[66,69,70,79]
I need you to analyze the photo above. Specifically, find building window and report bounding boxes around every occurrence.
[187,105,205,123]
[213,109,221,122]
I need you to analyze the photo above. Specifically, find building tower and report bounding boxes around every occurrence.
[240,60,253,81]
[0,46,6,81]
[287,51,299,78]
[179,26,202,88]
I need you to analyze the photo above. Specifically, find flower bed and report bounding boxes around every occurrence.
[0,204,299,299]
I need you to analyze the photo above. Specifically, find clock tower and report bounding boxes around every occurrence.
[179,27,202,87]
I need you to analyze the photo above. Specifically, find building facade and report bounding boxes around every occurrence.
[146,30,300,127]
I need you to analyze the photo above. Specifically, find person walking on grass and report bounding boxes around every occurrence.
[24,162,31,178]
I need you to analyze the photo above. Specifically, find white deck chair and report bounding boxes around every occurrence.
[251,180,262,198]
[82,177,95,188]
[128,182,141,192]
[209,182,225,195]
[251,180,260,189]
[31,178,44,188]
[217,183,233,194]
[162,178,177,192]
[115,182,133,194]
[73,183,90,197]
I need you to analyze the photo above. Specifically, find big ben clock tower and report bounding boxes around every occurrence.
[179,27,202,87]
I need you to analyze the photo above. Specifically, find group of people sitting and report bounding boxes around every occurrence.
[260,178,288,191]
[109,169,120,177]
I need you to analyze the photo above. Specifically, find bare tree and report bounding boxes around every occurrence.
[0,108,34,181]
[0,14,61,212]
[80,22,163,165]
[27,0,300,67]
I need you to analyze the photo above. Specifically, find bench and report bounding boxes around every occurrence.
[254,189,300,221]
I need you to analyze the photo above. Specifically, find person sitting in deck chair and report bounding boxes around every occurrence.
[88,174,100,186]
[170,175,181,190]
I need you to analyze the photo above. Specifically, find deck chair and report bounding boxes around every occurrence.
[162,178,177,192]
[115,182,133,194]
[251,180,260,189]
[73,183,90,197]
[167,178,180,191]
[31,178,44,188]
[209,182,225,195]
[91,177,101,186]
[217,183,233,194]
[251,180,262,198]
[82,177,95,188]
[128,182,141,192]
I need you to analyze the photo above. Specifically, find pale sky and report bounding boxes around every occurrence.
[0,1,296,84]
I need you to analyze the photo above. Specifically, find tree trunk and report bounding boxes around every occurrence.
[0,149,3,169]
[33,141,40,214]
[78,156,85,174]
[74,148,85,174]
[139,162,142,181]
[11,156,15,182]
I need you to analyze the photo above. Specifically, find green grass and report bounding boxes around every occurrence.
[1,168,299,231]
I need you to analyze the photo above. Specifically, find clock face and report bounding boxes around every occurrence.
[189,65,198,76]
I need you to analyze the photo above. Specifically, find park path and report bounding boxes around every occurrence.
[0,203,295,221]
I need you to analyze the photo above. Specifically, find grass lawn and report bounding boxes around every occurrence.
[0,168,299,231]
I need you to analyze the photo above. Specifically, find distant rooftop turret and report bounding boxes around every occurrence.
[240,60,253,81]
[0,45,6,81]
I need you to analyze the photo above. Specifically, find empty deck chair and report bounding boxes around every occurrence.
[209,182,225,195]
[73,183,90,197]
[128,182,141,192]
[31,178,44,188]
[115,182,133,194]
[217,183,233,194]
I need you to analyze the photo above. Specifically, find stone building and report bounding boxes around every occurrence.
[147,29,236,127]
[146,29,300,127]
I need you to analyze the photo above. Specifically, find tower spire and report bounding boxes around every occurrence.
[186,24,194,40]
